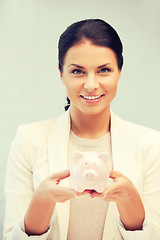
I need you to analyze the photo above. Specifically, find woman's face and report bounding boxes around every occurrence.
[60,40,121,116]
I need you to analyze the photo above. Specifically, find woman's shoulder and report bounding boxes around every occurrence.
[19,118,56,132]
[15,118,58,144]
[112,112,160,145]
[17,110,69,137]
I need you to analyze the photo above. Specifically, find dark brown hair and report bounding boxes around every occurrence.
[58,19,124,110]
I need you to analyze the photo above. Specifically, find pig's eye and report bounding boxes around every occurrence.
[85,162,87,165]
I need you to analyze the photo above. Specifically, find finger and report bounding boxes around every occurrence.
[84,189,93,195]
[52,189,77,203]
[109,170,123,179]
[102,194,116,202]
[59,193,77,203]
[50,169,70,180]
[102,185,121,197]
[60,187,76,196]
[76,190,92,196]
[90,191,99,198]
[53,185,77,198]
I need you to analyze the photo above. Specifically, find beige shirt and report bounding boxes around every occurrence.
[67,131,112,240]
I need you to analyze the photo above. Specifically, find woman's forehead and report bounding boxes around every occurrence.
[64,41,118,68]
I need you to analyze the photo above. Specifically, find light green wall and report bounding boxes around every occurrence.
[0,0,160,199]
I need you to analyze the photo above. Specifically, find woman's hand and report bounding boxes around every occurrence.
[36,169,77,203]
[91,171,145,231]
[99,171,138,203]
[24,169,76,236]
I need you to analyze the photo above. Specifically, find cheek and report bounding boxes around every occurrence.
[65,84,78,98]
[104,79,118,93]
[65,79,82,94]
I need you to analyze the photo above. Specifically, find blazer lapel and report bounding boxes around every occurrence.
[48,110,71,240]
[111,112,142,186]
[102,112,140,240]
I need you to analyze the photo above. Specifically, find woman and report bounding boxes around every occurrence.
[3,19,160,240]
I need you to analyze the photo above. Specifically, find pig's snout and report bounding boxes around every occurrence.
[82,169,98,181]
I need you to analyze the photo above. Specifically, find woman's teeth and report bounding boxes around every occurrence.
[83,95,101,100]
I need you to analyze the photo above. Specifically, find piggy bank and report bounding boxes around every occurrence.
[70,151,110,193]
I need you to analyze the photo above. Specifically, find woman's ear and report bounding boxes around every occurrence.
[58,66,65,85]
[118,70,122,82]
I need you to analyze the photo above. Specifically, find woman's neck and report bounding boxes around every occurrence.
[70,107,111,139]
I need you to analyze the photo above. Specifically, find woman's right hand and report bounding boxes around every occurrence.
[24,169,76,236]
[36,169,77,203]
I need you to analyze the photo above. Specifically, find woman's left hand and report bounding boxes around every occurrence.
[91,170,145,231]
[91,171,137,203]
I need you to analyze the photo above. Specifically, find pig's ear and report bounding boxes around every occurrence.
[72,151,84,163]
[98,152,109,163]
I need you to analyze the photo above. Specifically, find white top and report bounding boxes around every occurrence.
[67,131,112,240]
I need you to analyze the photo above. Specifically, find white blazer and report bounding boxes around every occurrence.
[3,110,160,240]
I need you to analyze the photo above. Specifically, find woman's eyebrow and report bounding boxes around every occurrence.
[68,64,84,69]
[97,63,111,68]
[67,63,111,69]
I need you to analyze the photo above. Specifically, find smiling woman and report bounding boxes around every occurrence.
[61,42,121,124]
[3,19,160,240]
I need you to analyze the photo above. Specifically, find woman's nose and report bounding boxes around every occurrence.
[84,74,99,92]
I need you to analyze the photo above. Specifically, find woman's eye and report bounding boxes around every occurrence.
[72,69,84,74]
[99,68,110,73]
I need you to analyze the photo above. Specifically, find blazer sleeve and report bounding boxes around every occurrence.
[119,134,160,240]
[3,126,56,240]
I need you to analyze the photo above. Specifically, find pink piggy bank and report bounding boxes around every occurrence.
[70,151,110,193]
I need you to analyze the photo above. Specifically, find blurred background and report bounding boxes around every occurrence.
[0,0,160,236]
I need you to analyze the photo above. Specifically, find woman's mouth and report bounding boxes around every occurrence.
[80,94,104,104]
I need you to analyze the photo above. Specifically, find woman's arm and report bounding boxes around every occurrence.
[116,193,145,231]
[4,126,75,240]
[91,171,145,230]
[24,170,76,236]
[102,171,145,230]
